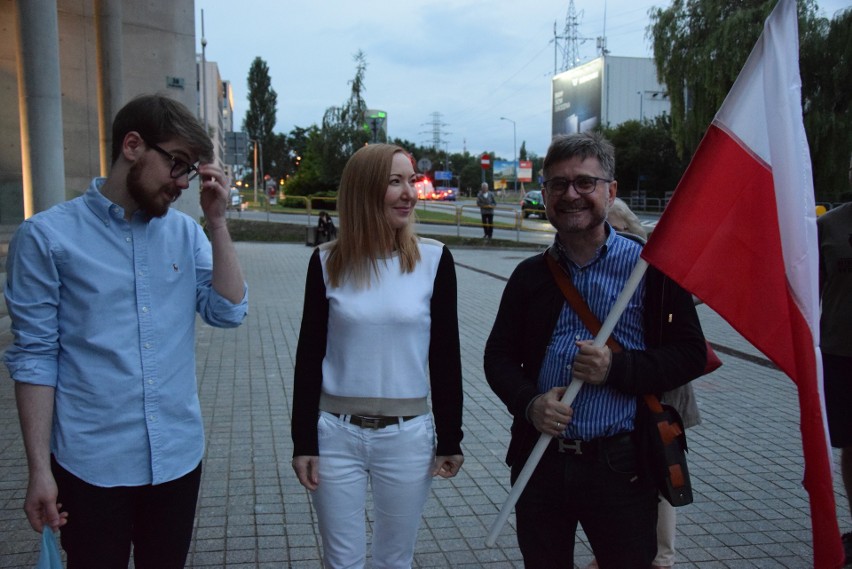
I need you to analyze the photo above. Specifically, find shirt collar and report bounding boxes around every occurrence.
[550,223,617,271]
[83,177,124,225]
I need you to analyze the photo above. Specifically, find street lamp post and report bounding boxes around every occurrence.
[200,10,208,133]
[636,92,644,201]
[500,117,517,194]
[249,139,263,204]
[444,142,450,188]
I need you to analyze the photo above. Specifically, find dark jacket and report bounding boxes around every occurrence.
[484,248,707,468]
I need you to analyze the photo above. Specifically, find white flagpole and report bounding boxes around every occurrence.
[485,258,649,547]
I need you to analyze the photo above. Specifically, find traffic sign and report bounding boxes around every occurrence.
[225,131,249,165]
[417,158,432,172]
[480,154,491,169]
[434,170,452,181]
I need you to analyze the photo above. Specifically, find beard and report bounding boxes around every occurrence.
[548,197,607,234]
[126,160,180,219]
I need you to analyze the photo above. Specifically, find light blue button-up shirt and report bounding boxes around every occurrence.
[538,226,646,440]
[3,178,248,486]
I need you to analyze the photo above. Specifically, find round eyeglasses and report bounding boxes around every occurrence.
[541,175,612,196]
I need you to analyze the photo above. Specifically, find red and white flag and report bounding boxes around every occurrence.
[641,0,842,566]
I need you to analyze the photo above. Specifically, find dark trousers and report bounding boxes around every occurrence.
[481,212,494,237]
[823,352,852,447]
[52,456,202,569]
[511,434,658,569]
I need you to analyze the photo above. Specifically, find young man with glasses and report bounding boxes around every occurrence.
[484,131,707,568]
[4,94,248,568]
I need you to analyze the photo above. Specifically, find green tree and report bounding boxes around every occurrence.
[243,57,278,176]
[284,126,312,178]
[602,115,685,200]
[315,50,370,187]
[648,0,824,158]
[285,127,327,197]
[282,52,370,196]
[800,8,852,200]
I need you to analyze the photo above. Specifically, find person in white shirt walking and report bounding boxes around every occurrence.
[477,182,497,239]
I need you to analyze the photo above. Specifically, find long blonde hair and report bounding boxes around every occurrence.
[325,144,420,288]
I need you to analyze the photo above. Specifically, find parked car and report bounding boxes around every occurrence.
[439,187,458,201]
[521,190,546,218]
[228,188,244,211]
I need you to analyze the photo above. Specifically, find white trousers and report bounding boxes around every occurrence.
[312,411,435,569]
[654,495,677,566]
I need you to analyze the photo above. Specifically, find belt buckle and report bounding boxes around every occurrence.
[557,439,584,454]
[359,416,383,429]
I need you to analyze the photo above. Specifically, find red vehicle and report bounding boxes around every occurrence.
[415,175,438,200]
[415,176,457,201]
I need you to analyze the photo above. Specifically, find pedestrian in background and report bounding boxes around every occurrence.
[316,210,336,244]
[818,174,852,564]
[3,94,248,568]
[484,132,707,568]
[291,143,464,568]
[477,181,497,239]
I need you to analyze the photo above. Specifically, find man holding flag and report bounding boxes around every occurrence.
[484,131,707,568]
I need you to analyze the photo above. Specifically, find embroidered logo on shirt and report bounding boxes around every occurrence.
[172,264,179,272]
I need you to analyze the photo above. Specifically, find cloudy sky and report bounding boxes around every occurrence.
[195,0,848,160]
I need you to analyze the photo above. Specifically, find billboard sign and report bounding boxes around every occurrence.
[552,57,603,137]
[518,160,533,183]
[493,160,516,181]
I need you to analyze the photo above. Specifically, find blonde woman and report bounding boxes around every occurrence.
[291,144,464,568]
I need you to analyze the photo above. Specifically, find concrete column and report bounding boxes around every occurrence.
[14,0,65,217]
[94,0,123,176]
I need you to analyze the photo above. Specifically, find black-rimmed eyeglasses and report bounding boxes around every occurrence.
[147,142,200,181]
[542,175,612,196]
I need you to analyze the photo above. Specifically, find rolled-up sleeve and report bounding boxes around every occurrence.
[192,226,248,328]
[197,284,248,328]
[3,222,61,386]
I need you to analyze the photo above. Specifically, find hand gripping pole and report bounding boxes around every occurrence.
[485,259,649,547]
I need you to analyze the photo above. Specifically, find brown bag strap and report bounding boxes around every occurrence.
[544,250,662,410]
[544,252,622,355]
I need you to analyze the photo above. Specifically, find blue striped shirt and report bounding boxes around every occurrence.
[538,226,646,440]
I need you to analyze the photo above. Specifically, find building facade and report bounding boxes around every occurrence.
[552,55,670,137]
[0,0,221,225]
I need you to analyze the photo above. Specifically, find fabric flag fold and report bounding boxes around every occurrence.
[640,0,842,566]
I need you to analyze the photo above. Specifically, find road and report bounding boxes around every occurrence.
[229,199,659,246]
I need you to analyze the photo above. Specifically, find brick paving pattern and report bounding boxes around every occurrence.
[0,242,847,568]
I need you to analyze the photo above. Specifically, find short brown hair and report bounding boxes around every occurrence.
[543,131,615,180]
[111,94,212,164]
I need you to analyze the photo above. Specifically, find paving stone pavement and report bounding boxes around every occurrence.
[0,241,847,568]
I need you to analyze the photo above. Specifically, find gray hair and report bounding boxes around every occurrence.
[543,131,615,180]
